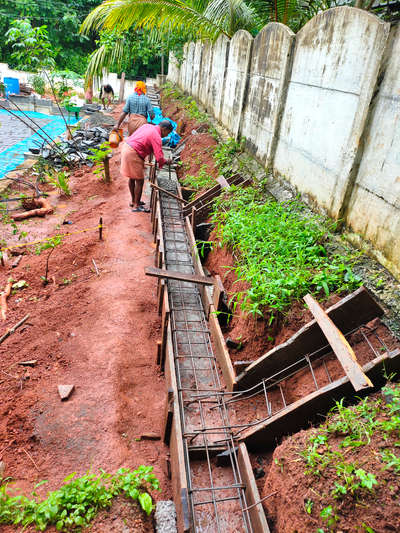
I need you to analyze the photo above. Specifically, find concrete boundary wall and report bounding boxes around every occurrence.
[198,41,213,107]
[240,23,294,165]
[207,35,230,117]
[191,41,203,100]
[166,53,180,85]
[273,7,389,218]
[184,42,195,93]
[220,30,253,137]
[345,23,400,278]
[167,8,400,279]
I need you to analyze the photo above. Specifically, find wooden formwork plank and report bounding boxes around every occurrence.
[236,287,384,390]
[145,266,214,286]
[184,218,237,391]
[160,289,170,372]
[304,294,373,391]
[237,443,271,533]
[239,349,400,451]
[164,322,193,532]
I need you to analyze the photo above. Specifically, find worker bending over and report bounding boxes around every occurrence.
[120,120,173,212]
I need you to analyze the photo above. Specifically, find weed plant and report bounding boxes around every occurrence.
[0,466,159,531]
[211,185,361,319]
[87,142,112,181]
[182,165,215,197]
[297,384,400,532]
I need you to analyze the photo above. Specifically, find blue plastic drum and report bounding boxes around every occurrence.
[4,77,20,98]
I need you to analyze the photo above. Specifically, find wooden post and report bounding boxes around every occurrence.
[118,72,125,103]
[99,217,103,240]
[104,157,111,183]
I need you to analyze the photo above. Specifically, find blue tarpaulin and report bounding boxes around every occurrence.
[150,106,181,148]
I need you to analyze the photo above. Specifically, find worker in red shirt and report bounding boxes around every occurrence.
[120,120,173,212]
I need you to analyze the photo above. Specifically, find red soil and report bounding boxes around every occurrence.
[263,391,400,533]
[0,106,170,531]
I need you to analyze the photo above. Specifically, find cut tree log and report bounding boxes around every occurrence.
[0,279,12,321]
[12,198,53,221]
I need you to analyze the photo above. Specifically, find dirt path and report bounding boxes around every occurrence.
[0,136,170,529]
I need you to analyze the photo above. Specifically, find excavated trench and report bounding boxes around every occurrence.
[148,87,400,533]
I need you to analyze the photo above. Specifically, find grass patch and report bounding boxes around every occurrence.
[297,384,400,532]
[0,466,159,531]
[211,184,362,318]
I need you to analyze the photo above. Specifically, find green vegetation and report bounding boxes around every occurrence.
[213,137,244,176]
[162,83,210,123]
[5,19,55,71]
[35,234,64,285]
[0,466,159,531]
[182,165,215,196]
[0,1,99,74]
[298,384,400,532]
[88,142,112,181]
[211,184,361,318]
[47,170,71,197]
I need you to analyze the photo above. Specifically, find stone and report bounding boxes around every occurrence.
[0,461,5,478]
[155,501,177,533]
[58,384,75,401]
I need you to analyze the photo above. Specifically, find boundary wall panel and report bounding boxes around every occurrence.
[240,23,294,165]
[273,7,390,218]
[345,24,400,278]
[220,30,253,136]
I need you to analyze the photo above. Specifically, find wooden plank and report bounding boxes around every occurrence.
[145,266,214,286]
[240,349,400,451]
[150,182,188,204]
[236,287,384,390]
[160,289,170,372]
[164,322,193,532]
[237,443,271,533]
[304,294,373,391]
[213,274,226,311]
[216,175,230,189]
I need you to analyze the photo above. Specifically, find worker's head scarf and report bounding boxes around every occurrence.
[135,81,147,95]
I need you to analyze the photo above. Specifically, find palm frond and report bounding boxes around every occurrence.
[85,36,126,79]
[81,0,243,40]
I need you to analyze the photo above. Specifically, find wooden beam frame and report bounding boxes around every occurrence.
[304,294,373,391]
[236,287,384,390]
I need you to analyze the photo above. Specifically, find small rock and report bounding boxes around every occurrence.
[58,384,75,401]
[0,461,5,478]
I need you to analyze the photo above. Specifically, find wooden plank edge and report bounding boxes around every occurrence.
[184,218,237,392]
[238,443,271,533]
[304,294,373,391]
[164,320,193,532]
